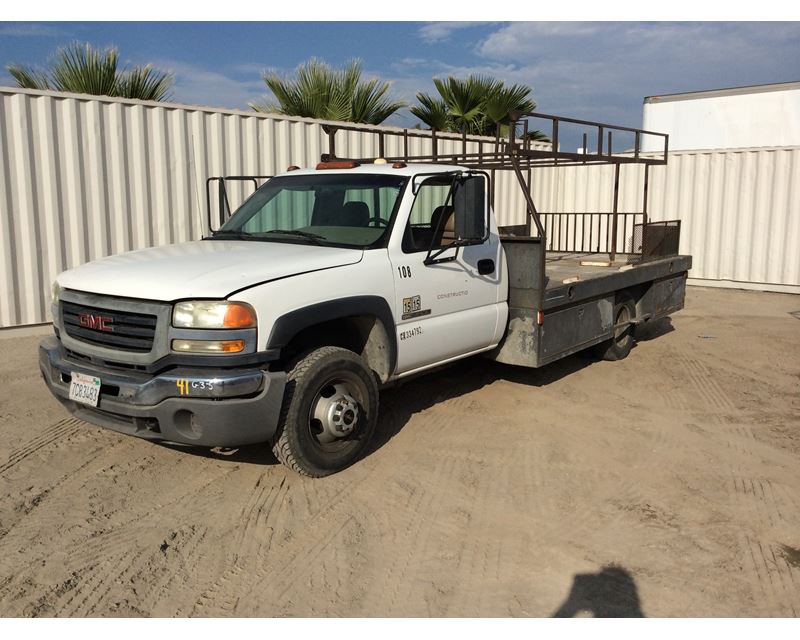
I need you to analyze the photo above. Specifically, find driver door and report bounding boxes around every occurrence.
[389,174,502,374]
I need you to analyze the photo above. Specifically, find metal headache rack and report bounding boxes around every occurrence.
[323,110,669,169]
[323,110,678,263]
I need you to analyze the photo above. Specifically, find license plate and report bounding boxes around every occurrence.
[69,372,101,407]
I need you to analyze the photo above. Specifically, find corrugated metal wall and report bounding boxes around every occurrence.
[2,87,798,328]
[528,147,800,291]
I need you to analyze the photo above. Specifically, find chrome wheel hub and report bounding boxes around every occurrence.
[311,382,360,444]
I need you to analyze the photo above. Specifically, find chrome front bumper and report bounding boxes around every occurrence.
[39,336,287,447]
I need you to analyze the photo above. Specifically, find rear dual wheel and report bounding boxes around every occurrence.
[272,346,378,477]
[592,294,636,361]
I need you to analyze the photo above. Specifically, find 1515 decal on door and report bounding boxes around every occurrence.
[401,295,431,320]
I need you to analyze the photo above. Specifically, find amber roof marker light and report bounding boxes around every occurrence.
[316,160,360,170]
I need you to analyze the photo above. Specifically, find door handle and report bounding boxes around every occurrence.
[477,259,495,275]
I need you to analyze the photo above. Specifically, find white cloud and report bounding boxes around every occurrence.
[466,21,800,126]
[417,22,495,43]
[230,62,276,76]
[0,23,72,37]
[152,59,270,110]
[382,21,800,134]
[394,57,431,68]
[478,22,600,59]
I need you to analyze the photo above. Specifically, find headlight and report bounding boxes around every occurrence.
[51,281,63,304]
[172,300,257,329]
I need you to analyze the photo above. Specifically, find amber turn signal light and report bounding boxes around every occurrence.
[172,339,246,354]
[223,303,257,328]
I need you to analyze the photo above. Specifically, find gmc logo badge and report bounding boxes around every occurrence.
[78,312,115,332]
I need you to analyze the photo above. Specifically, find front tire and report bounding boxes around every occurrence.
[272,346,379,477]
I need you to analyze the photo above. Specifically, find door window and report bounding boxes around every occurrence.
[402,178,457,253]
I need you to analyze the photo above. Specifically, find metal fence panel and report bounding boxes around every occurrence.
[530,147,800,292]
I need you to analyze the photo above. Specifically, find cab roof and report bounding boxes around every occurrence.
[272,162,469,179]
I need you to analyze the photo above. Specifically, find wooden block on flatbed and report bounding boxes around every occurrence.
[579,260,613,267]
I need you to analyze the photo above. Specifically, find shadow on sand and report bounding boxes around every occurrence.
[552,565,645,617]
[162,317,673,467]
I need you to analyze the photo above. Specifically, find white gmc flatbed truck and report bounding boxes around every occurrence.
[40,112,691,476]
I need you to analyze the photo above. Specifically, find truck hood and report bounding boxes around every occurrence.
[57,240,363,301]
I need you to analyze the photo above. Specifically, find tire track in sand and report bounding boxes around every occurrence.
[730,475,798,532]
[193,443,464,616]
[445,453,510,616]
[65,465,236,570]
[56,524,208,616]
[355,454,460,616]
[127,524,210,616]
[190,466,366,616]
[188,473,291,616]
[676,353,736,413]
[0,417,83,476]
[190,405,473,617]
[741,536,798,617]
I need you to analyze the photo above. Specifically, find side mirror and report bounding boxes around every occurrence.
[453,175,487,242]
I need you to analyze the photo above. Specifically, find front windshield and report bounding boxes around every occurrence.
[214,173,408,248]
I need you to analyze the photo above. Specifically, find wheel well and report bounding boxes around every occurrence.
[620,283,648,319]
[277,315,394,383]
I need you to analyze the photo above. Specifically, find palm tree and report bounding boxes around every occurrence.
[251,58,405,125]
[7,42,173,101]
[411,74,547,140]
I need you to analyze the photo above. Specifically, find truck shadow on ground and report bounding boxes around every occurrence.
[552,565,645,617]
[634,316,674,342]
[371,350,594,454]
[167,317,673,467]
[159,439,278,465]
[160,349,596,467]
[371,316,673,455]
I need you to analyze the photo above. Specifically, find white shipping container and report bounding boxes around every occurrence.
[642,81,800,152]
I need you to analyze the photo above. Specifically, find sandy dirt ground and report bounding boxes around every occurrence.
[0,286,798,617]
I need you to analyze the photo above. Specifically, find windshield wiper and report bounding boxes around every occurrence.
[207,228,326,244]
[207,229,258,241]
[263,229,325,244]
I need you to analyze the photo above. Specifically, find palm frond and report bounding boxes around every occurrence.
[6,64,51,90]
[117,65,174,101]
[409,92,451,131]
[413,73,539,137]
[433,77,484,133]
[350,75,405,124]
[259,58,404,125]
[482,83,536,127]
[50,42,119,96]
[521,129,550,143]
[248,100,281,114]
[7,42,172,101]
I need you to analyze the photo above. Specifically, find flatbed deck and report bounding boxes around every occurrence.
[544,252,637,289]
[542,250,692,311]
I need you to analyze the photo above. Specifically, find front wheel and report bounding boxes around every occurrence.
[272,346,379,477]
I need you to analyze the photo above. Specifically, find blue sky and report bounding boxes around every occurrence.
[1,21,798,130]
